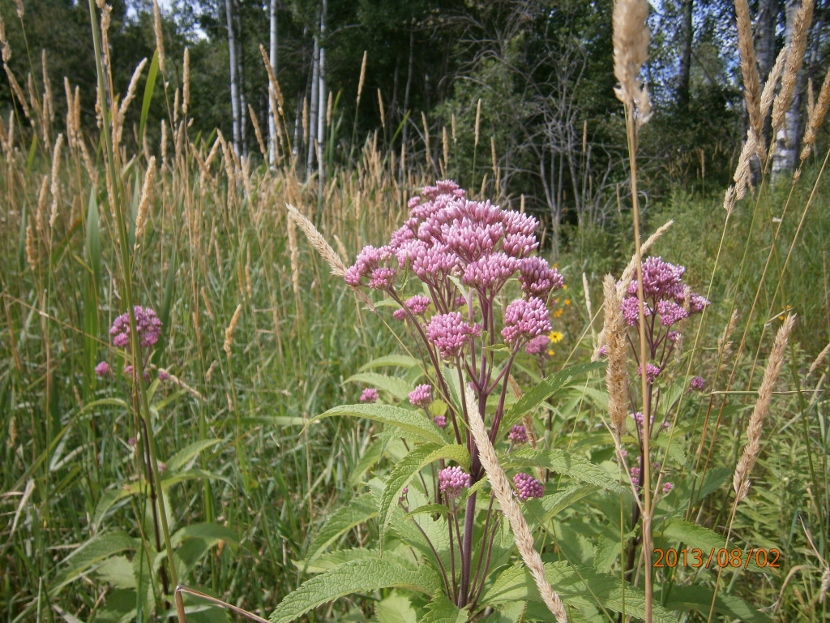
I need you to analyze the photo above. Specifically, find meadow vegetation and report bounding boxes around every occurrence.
[1,0,830,622]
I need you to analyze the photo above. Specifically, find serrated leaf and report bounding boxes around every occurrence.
[662,585,772,623]
[502,361,605,430]
[312,404,447,445]
[481,561,675,623]
[165,439,222,473]
[379,444,470,546]
[660,519,765,573]
[418,595,467,623]
[505,449,628,494]
[359,354,421,371]
[268,558,442,623]
[55,531,139,588]
[306,494,378,565]
[345,372,414,402]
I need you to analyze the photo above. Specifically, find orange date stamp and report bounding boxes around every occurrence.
[653,548,781,569]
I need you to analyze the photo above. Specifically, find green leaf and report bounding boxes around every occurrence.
[659,519,766,573]
[138,50,159,141]
[505,449,628,494]
[376,591,418,623]
[379,444,470,546]
[171,522,239,548]
[349,435,386,486]
[306,494,378,565]
[268,558,442,623]
[165,439,222,473]
[345,372,414,402]
[93,488,134,529]
[359,355,421,371]
[524,484,602,524]
[418,595,467,623]
[481,561,675,623]
[55,531,139,589]
[662,585,773,623]
[405,504,450,519]
[502,362,605,430]
[85,189,101,284]
[94,556,136,590]
[311,404,446,445]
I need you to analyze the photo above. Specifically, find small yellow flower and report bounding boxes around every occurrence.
[548,331,564,344]
[778,314,785,321]
[564,299,571,306]
[553,308,564,318]
[547,349,555,357]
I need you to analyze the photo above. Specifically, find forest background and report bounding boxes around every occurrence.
[3,0,830,622]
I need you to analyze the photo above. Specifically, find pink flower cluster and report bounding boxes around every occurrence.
[525,334,549,355]
[110,306,162,348]
[513,472,544,500]
[360,388,378,403]
[501,298,551,345]
[439,466,471,497]
[393,295,431,321]
[426,312,481,359]
[621,257,709,328]
[409,384,433,408]
[344,182,563,342]
[637,363,662,384]
[508,425,528,444]
[689,376,706,391]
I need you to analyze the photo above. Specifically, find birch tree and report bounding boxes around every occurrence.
[269,0,278,165]
[225,0,241,155]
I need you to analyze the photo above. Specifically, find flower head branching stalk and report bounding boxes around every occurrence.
[346,180,564,610]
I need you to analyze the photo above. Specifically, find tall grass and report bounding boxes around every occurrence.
[1,0,829,621]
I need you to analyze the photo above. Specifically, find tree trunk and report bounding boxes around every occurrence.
[225,0,240,155]
[306,20,320,177]
[772,0,803,174]
[269,0,278,165]
[235,0,247,157]
[755,0,779,79]
[401,30,414,180]
[317,0,327,186]
[677,0,693,107]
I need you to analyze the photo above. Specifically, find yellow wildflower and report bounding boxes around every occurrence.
[547,349,555,357]
[553,308,564,318]
[548,331,564,344]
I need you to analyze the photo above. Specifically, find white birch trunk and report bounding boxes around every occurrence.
[268,0,278,165]
[307,30,320,176]
[773,0,800,176]
[316,0,327,185]
[225,0,241,155]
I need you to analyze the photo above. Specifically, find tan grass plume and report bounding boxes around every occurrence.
[602,275,629,437]
[153,0,165,73]
[134,157,157,244]
[772,0,813,132]
[612,0,650,117]
[808,341,830,376]
[800,63,830,161]
[223,304,243,358]
[761,45,788,121]
[735,0,762,146]
[463,384,568,623]
[285,203,346,278]
[733,314,796,501]
[49,134,64,228]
